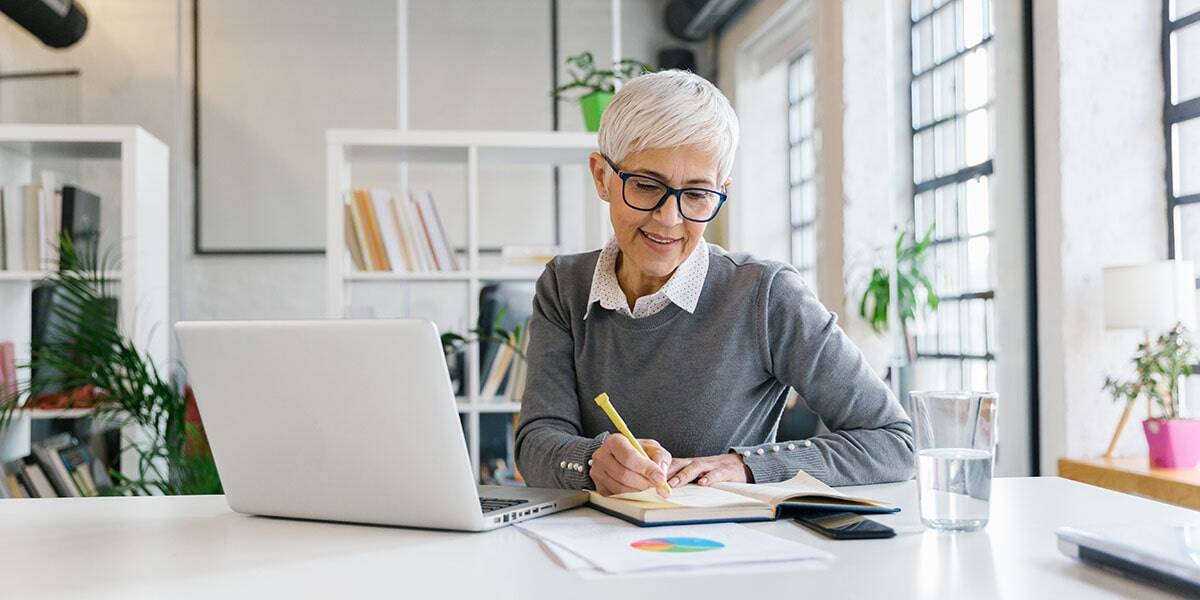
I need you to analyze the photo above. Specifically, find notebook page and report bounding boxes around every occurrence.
[714,470,853,505]
[603,484,762,508]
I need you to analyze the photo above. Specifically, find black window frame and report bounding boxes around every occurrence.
[909,0,998,392]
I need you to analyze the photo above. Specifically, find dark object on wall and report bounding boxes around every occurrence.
[664,0,752,42]
[658,48,697,72]
[0,0,88,48]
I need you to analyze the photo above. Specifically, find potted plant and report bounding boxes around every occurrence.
[1104,323,1200,468]
[440,310,526,394]
[857,225,940,364]
[551,51,654,132]
[0,236,220,495]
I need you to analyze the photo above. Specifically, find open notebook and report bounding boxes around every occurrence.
[587,470,899,526]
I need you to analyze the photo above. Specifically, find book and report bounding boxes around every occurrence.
[343,201,366,271]
[346,192,375,271]
[40,171,61,270]
[2,185,24,271]
[479,340,514,403]
[509,328,532,402]
[60,185,101,264]
[1,460,32,498]
[371,188,407,272]
[31,433,81,497]
[0,340,16,399]
[22,184,42,272]
[411,191,458,271]
[402,195,435,271]
[58,443,99,496]
[22,460,57,498]
[385,193,418,272]
[587,470,899,526]
[355,189,391,271]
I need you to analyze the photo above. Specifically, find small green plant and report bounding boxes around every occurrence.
[551,51,654,100]
[440,308,526,360]
[857,225,940,356]
[1104,323,1198,420]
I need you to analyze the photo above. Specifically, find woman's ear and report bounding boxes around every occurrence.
[589,152,612,203]
[722,178,733,194]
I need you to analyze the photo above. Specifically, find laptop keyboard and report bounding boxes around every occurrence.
[480,496,527,514]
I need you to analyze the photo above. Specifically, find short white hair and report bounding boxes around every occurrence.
[598,70,739,183]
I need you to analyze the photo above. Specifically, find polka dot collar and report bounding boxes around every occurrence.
[585,236,709,319]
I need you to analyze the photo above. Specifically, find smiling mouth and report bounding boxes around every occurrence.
[640,229,681,245]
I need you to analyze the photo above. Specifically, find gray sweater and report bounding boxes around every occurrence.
[514,245,914,490]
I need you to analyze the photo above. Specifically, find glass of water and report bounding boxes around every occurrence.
[910,391,998,532]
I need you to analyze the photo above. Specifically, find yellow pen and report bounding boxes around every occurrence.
[594,393,672,497]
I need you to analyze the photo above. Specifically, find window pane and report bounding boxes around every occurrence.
[914,129,935,183]
[788,60,802,103]
[1178,203,1200,267]
[963,46,989,110]
[789,145,802,185]
[935,120,956,176]
[913,0,933,21]
[798,54,815,96]
[1171,23,1200,104]
[799,98,815,136]
[965,176,990,235]
[913,73,933,127]
[915,19,934,74]
[791,184,816,226]
[933,6,957,63]
[915,191,936,236]
[966,235,991,291]
[964,299,987,355]
[791,228,805,267]
[936,241,961,294]
[1174,119,1200,196]
[933,63,956,121]
[939,300,961,354]
[789,105,801,144]
[1173,0,1200,21]
[964,108,990,166]
[963,0,984,47]
[966,359,989,391]
[936,185,959,240]
[799,139,815,180]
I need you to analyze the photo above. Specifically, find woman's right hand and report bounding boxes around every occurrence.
[589,435,671,497]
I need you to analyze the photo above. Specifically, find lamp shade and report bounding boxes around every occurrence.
[1102,260,1197,331]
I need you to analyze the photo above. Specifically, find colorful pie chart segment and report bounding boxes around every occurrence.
[630,537,725,553]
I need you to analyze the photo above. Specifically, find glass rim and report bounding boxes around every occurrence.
[908,390,998,399]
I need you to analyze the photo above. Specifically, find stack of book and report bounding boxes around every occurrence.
[344,188,459,273]
[0,172,101,272]
[0,433,112,498]
[478,325,532,404]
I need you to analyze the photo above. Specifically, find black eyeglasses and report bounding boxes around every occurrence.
[603,155,728,223]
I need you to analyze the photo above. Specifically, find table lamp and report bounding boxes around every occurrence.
[1102,260,1197,458]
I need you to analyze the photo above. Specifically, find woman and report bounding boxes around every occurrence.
[515,70,913,497]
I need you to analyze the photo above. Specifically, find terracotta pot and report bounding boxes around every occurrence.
[1143,418,1200,468]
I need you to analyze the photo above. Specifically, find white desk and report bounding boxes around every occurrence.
[0,477,1194,599]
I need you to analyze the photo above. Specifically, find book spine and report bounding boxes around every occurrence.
[404,195,435,271]
[356,189,391,271]
[371,189,406,272]
[347,192,375,271]
[2,186,24,271]
[386,196,417,272]
[22,185,41,272]
[343,201,366,271]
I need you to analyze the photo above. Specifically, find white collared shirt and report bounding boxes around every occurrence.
[585,236,709,319]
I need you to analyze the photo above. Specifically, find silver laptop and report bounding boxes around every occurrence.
[1057,525,1200,596]
[175,319,586,532]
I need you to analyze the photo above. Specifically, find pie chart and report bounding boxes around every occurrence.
[630,537,725,553]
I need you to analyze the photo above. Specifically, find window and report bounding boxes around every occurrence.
[787,51,818,291]
[910,0,996,391]
[1166,0,1200,333]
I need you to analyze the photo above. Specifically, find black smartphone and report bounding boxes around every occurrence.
[794,511,896,540]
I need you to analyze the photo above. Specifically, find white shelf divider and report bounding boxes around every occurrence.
[326,129,597,480]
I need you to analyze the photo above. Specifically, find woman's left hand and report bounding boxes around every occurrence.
[667,453,752,488]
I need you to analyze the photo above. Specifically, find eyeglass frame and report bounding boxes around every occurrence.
[602,154,728,223]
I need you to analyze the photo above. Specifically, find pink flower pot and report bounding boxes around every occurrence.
[1143,418,1200,469]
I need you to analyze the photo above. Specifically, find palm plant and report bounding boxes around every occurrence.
[857,224,940,361]
[0,235,220,495]
[1104,324,1197,421]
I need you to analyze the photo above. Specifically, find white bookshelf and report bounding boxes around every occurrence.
[0,125,169,478]
[326,129,602,477]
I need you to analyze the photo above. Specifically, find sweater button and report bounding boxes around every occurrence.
[741,450,752,458]
[771,445,780,453]
[786,443,796,451]
[755,448,765,455]
[560,461,567,469]
[802,440,813,448]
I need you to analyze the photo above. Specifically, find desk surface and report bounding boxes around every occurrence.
[1,477,1195,599]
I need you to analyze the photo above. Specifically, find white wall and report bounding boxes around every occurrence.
[1035,0,1168,474]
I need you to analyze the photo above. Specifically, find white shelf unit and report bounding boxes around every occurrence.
[0,125,169,478]
[326,129,600,476]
